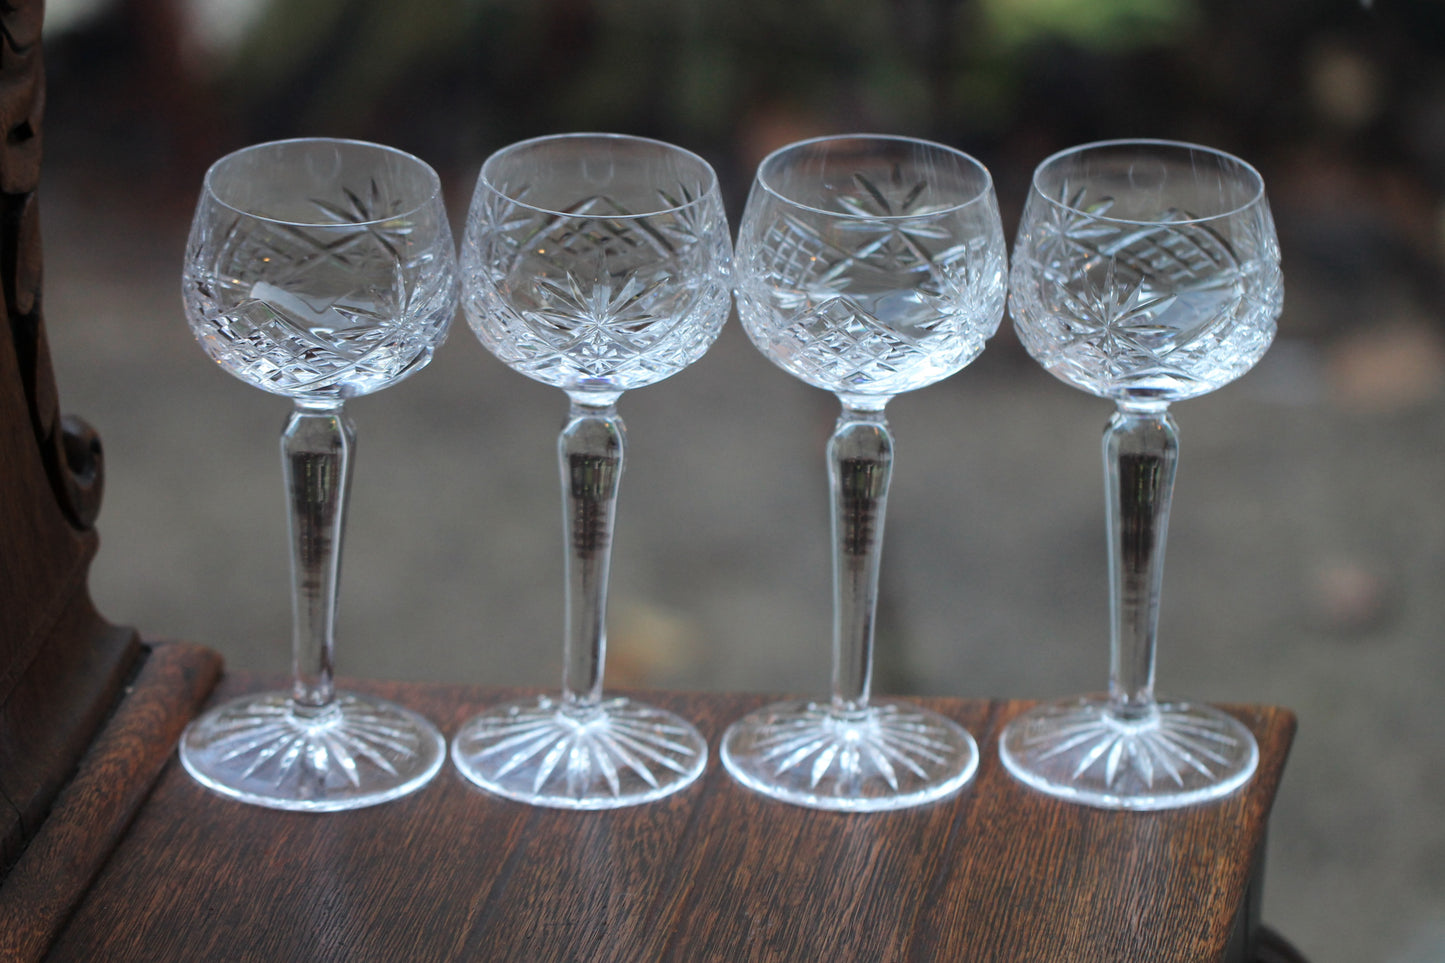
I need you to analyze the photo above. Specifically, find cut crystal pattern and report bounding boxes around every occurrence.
[454,138,721,810]
[462,187,732,393]
[736,172,1005,399]
[184,188,455,401]
[1032,705,1237,786]
[999,698,1259,810]
[179,692,446,812]
[724,138,993,811]
[1000,142,1277,811]
[721,699,978,811]
[451,696,708,810]
[750,703,952,788]
[1011,188,1282,401]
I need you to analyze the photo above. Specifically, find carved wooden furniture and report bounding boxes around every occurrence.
[0,1,223,953]
[0,0,216,890]
[0,0,1307,958]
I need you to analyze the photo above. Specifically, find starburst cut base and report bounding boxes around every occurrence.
[179,691,445,812]
[720,699,978,812]
[450,696,708,810]
[998,696,1258,810]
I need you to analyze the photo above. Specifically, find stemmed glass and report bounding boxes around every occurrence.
[1000,139,1283,809]
[178,138,458,811]
[453,133,732,809]
[722,135,1007,810]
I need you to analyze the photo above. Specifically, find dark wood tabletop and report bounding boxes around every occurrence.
[30,663,1294,963]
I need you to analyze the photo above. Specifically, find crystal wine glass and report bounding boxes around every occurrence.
[178,138,458,811]
[453,133,732,809]
[721,134,1007,810]
[999,139,1283,809]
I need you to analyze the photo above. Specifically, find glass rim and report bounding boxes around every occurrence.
[754,133,996,220]
[202,137,443,227]
[477,132,720,219]
[1030,137,1268,226]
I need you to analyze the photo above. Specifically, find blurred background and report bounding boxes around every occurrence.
[34,0,1445,958]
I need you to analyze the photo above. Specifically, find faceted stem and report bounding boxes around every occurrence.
[1103,403,1179,720]
[559,397,625,712]
[828,406,893,714]
[281,403,355,712]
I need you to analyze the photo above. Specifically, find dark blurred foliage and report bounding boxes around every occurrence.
[38,0,1445,334]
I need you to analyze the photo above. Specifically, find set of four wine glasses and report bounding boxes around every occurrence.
[177,132,1283,816]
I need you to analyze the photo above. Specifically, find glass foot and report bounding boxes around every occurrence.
[178,691,445,812]
[720,698,978,812]
[451,696,708,810]
[998,696,1259,810]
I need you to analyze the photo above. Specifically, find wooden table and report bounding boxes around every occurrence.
[3,644,1296,962]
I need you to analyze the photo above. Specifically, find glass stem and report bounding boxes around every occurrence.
[281,403,355,715]
[1104,403,1178,721]
[828,406,893,715]
[558,397,625,713]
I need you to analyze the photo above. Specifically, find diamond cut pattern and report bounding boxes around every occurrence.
[737,177,1006,397]
[463,186,731,392]
[185,186,455,400]
[783,296,914,387]
[1011,185,1281,400]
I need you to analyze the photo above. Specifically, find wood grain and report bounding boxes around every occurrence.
[0,641,221,962]
[43,679,1294,963]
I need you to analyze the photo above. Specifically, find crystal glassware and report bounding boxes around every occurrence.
[721,134,1007,810]
[453,133,732,809]
[178,138,458,811]
[999,139,1283,809]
